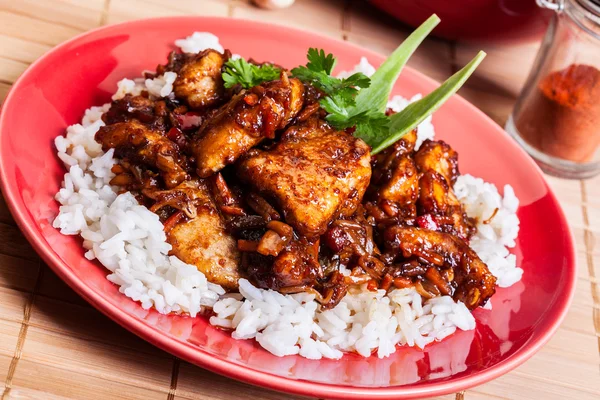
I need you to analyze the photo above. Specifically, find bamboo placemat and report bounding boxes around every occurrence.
[0,1,598,399]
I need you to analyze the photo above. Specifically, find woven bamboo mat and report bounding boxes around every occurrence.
[0,0,598,399]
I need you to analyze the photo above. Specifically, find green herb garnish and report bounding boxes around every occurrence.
[222,58,281,89]
[291,49,382,136]
[372,51,486,154]
[220,14,486,154]
[291,15,485,154]
[291,49,370,105]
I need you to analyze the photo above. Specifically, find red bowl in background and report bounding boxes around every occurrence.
[370,0,551,42]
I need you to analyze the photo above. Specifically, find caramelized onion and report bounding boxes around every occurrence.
[246,192,280,221]
[425,267,451,295]
[163,210,184,234]
[414,281,435,299]
[366,279,378,291]
[111,164,126,174]
[109,173,134,187]
[212,173,236,206]
[220,205,246,216]
[442,268,454,282]
[357,256,385,280]
[380,273,393,291]
[392,277,412,289]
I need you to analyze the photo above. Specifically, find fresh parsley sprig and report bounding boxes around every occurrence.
[222,58,281,89]
[305,48,336,75]
[291,49,370,97]
[291,48,381,133]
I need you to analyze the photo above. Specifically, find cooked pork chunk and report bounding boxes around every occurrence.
[165,179,240,290]
[172,49,225,109]
[375,155,420,218]
[102,95,160,127]
[190,76,305,177]
[365,129,419,219]
[414,139,459,185]
[237,120,372,237]
[416,141,474,239]
[384,226,496,309]
[95,119,188,188]
[246,237,320,291]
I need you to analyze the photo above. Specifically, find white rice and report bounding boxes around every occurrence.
[175,32,224,54]
[53,33,522,360]
[455,175,523,287]
[113,72,177,101]
[211,279,474,360]
[337,56,376,79]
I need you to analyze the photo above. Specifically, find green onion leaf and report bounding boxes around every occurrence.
[369,51,487,154]
[352,14,441,116]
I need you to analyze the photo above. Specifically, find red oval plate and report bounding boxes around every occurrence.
[0,17,576,399]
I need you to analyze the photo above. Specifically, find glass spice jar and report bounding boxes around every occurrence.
[506,0,600,179]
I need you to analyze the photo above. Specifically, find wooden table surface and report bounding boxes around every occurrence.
[0,1,599,399]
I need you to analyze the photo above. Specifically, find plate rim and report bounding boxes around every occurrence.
[0,16,577,399]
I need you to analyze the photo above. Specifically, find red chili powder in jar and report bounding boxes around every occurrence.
[515,64,600,162]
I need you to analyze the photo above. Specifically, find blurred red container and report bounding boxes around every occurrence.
[370,0,551,42]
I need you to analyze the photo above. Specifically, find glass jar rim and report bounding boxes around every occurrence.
[575,0,600,16]
[566,0,600,39]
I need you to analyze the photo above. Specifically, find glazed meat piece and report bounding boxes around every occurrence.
[418,170,474,239]
[95,119,188,188]
[172,49,226,109]
[237,120,372,237]
[382,128,418,157]
[102,95,169,132]
[365,129,419,220]
[166,179,241,290]
[414,139,474,239]
[384,226,496,309]
[414,139,459,185]
[246,237,320,291]
[374,155,420,219]
[380,156,419,207]
[190,75,305,177]
[418,170,460,214]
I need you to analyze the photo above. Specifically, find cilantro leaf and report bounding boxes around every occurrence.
[306,48,337,74]
[292,66,370,96]
[342,73,371,90]
[291,48,371,134]
[222,58,281,89]
[353,112,390,143]
[319,93,356,126]
[320,92,389,144]
[289,66,333,91]
[293,49,383,139]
